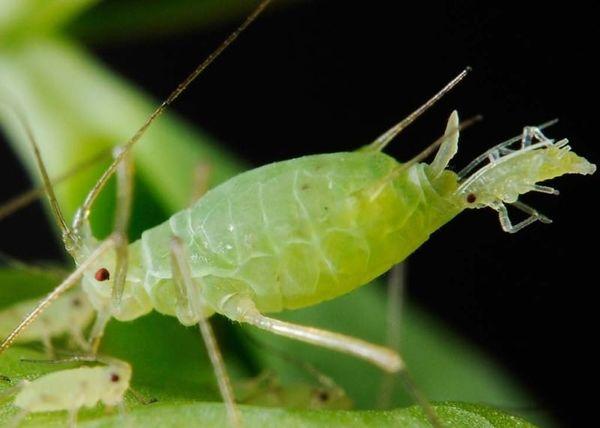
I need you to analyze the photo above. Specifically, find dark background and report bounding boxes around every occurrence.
[1,1,598,426]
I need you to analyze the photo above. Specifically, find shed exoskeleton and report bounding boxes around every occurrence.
[0,1,595,427]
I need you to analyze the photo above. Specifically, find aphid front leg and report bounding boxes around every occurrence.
[170,237,241,428]
[111,145,134,309]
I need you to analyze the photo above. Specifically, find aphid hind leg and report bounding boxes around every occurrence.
[227,295,442,427]
[170,237,242,428]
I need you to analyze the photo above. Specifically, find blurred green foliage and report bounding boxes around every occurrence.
[0,1,544,426]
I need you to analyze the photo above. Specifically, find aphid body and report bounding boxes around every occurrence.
[81,114,595,327]
[0,290,94,352]
[12,361,131,424]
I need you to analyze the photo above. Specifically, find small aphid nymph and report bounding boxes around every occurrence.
[7,360,132,427]
[0,290,94,355]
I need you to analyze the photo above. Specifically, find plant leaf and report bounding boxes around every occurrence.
[67,0,285,44]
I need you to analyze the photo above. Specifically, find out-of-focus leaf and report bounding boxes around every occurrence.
[67,0,295,44]
[0,0,98,43]
[0,36,242,240]
[0,351,535,427]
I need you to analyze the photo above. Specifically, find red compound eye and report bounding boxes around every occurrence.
[110,373,120,382]
[95,268,110,282]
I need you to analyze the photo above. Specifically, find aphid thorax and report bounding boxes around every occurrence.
[455,124,596,232]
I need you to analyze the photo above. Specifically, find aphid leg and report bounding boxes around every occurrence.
[67,408,78,428]
[521,125,552,148]
[363,68,470,152]
[230,296,442,426]
[88,309,112,355]
[40,330,54,359]
[531,184,559,195]
[111,146,134,309]
[128,386,157,405]
[170,237,242,428]
[189,162,213,205]
[378,263,405,408]
[0,238,116,355]
[511,201,552,224]
[492,201,550,234]
[226,296,401,372]
[117,401,128,427]
[68,327,92,353]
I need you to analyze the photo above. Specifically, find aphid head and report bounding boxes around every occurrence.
[102,361,132,405]
[456,125,596,232]
[80,244,150,321]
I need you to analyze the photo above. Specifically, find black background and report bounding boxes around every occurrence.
[1,2,598,426]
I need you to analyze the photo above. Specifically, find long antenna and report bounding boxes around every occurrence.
[0,103,75,247]
[72,0,272,233]
[0,148,111,222]
[366,67,471,152]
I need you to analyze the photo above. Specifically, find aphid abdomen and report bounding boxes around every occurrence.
[135,152,462,321]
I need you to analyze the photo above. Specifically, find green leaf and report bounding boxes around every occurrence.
[0,0,99,43]
[0,26,545,428]
[0,344,534,428]
[67,0,281,44]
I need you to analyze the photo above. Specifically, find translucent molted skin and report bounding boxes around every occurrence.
[458,138,596,208]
